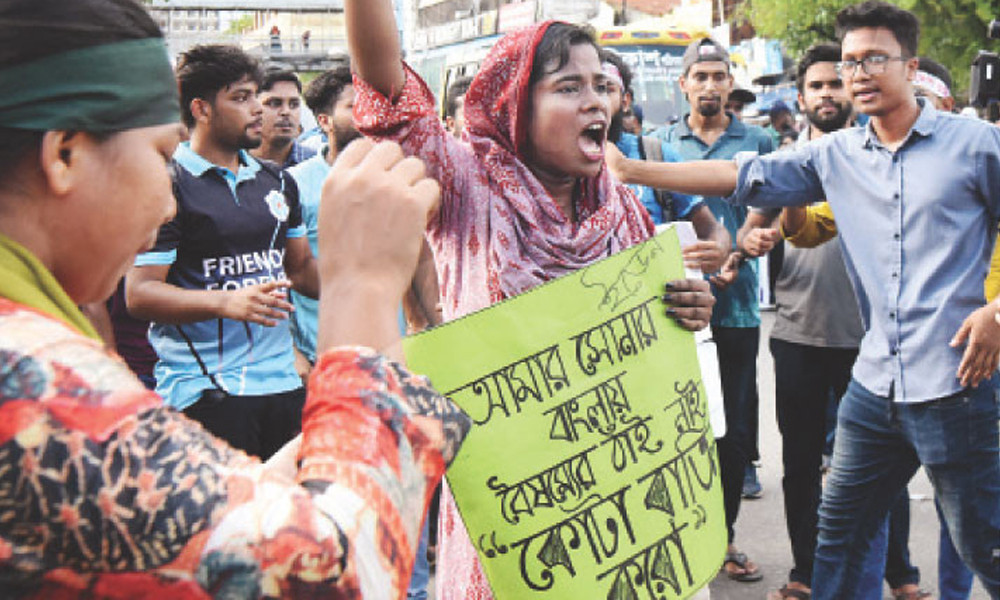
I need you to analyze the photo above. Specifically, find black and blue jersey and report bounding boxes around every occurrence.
[135,143,307,410]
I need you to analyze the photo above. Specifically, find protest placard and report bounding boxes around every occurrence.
[404,226,726,599]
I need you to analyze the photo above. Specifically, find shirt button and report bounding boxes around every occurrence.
[889,311,896,319]
[891,272,899,279]
[890,348,899,356]
[893,233,901,240]
[893,192,900,199]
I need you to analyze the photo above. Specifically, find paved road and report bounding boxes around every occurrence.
[427,311,992,599]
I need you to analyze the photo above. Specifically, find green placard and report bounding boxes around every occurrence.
[404,227,726,599]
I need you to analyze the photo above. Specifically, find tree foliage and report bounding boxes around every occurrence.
[740,0,1000,95]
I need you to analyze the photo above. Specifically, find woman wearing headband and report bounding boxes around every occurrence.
[0,0,468,597]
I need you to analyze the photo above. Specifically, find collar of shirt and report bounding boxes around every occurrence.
[174,142,260,182]
[862,98,936,150]
[675,111,747,141]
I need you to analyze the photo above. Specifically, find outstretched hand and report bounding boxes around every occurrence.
[683,240,728,274]
[220,280,294,326]
[604,142,629,183]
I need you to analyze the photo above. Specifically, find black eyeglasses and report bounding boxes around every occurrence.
[836,55,908,76]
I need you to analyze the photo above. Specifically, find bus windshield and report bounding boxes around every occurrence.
[610,44,689,128]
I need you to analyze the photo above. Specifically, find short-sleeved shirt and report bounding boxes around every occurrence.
[614,133,703,223]
[286,148,328,362]
[135,143,307,410]
[658,113,774,328]
[731,100,1000,402]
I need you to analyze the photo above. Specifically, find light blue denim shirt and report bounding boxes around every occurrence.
[730,100,1000,402]
[657,113,774,328]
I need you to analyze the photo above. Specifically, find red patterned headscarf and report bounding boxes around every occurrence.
[353,21,653,320]
[456,21,653,304]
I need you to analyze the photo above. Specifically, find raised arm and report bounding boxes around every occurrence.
[345,0,405,99]
[0,140,469,597]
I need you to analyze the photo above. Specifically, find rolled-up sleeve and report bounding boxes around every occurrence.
[728,147,825,209]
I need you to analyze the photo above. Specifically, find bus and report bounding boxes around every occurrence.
[597,23,709,128]
[408,34,501,119]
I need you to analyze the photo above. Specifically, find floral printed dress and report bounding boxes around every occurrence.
[0,298,469,599]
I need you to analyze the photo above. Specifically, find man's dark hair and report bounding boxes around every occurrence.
[260,68,302,94]
[303,64,353,115]
[529,23,598,88]
[0,0,163,182]
[445,75,473,119]
[176,44,263,128]
[600,48,633,94]
[835,1,920,58]
[796,42,842,93]
[917,56,952,91]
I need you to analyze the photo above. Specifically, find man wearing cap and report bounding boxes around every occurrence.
[656,36,774,582]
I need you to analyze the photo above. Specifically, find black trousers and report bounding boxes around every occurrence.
[770,337,857,585]
[713,325,760,544]
[183,387,306,460]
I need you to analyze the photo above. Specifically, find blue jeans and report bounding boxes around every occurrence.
[407,516,430,599]
[812,378,1000,599]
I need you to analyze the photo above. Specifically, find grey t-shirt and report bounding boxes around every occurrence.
[762,207,865,348]
[758,125,865,349]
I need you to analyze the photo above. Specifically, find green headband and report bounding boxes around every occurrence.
[0,37,179,132]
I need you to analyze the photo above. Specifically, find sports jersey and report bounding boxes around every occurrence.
[135,142,307,410]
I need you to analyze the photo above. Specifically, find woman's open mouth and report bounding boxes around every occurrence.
[579,122,607,161]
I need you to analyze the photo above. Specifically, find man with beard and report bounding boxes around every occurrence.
[736,42,871,600]
[128,45,319,460]
[655,36,773,583]
[250,69,316,168]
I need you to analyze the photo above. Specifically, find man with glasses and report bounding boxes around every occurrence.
[608,1,1000,597]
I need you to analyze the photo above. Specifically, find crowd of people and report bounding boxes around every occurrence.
[0,0,997,598]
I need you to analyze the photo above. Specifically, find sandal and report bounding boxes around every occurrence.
[722,550,763,582]
[767,584,811,599]
[892,589,932,600]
